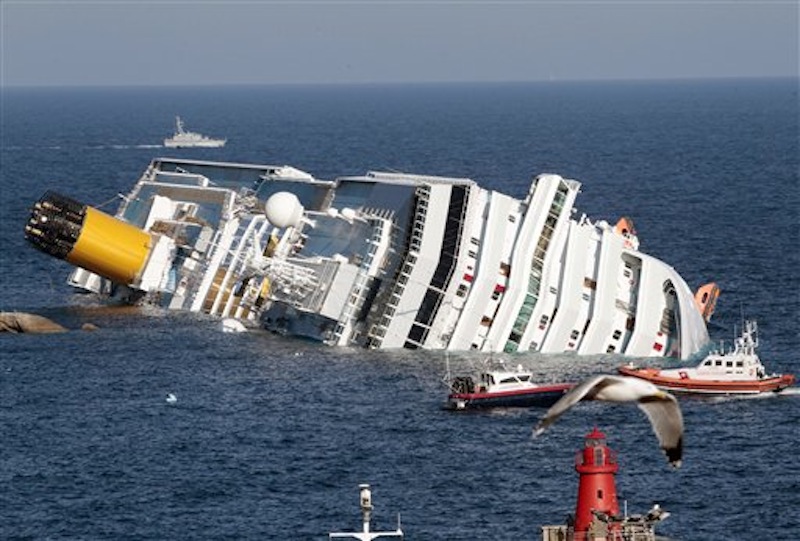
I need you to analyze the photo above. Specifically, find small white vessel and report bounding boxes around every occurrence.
[164,116,226,148]
[446,362,573,410]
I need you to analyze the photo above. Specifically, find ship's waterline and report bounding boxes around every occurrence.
[25,157,716,358]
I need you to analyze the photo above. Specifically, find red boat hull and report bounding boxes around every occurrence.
[618,366,795,395]
[446,383,574,410]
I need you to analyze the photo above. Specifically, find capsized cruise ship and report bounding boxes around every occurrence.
[24,158,718,358]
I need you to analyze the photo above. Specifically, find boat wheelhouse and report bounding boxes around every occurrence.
[26,157,714,358]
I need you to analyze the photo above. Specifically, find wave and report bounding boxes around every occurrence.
[4,144,164,151]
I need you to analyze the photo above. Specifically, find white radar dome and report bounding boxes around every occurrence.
[265,192,304,228]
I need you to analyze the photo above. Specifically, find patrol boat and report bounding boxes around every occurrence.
[445,363,573,410]
[25,157,717,357]
[163,116,226,148]
[619,319,795,395]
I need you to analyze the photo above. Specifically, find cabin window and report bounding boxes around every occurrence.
[570,330,580,340]
[582,293,591,301]
[508,214,517,223]
[612,330,622,340]
[715,360,723,366]
[468,250,477,258]
[519,375,531,382]
[702,360,712,366]
[492,290,501,300]
[726,361,733,368]
[456,284,468,297]
[607,345,616,353]
[736,360,744,367]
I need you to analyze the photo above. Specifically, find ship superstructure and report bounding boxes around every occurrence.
[25,158,716,358]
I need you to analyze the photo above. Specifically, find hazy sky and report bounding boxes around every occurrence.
[2,1,798,86]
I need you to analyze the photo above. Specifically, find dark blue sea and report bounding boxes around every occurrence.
[1,80,798,540]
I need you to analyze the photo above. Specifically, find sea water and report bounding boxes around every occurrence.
[1,79,798,540]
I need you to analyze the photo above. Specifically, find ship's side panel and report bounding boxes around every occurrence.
[607,252,643,354]
[470,199,521,351]
[500,176,577,353]
[448,191,516,350]
[378,184,451,348]
[483,180,548,351]
[406,185,470,349]
[623,255,709,359]
[515,181,579,352]
[540,221,594,353]
[486,178,558,351]
[424,187,487,349]
[578,228,624,355]
[674,275,711,359]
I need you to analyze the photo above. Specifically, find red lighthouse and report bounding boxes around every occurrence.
[573,428,620,540]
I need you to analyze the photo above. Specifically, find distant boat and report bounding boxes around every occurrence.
[618,319,795,395]
[164,116,226,148]
[445,362,573,410]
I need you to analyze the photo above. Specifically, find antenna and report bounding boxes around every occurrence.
[328,484,404,540]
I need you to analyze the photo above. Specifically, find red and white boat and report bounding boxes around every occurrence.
[618,320,795,395]
[445,363,574,410]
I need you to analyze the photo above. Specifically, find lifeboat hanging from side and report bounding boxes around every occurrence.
[615,216,639,250]
[694,282,720,323]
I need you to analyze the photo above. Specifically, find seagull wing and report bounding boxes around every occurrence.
[533,375,613,436]
[637,393,684,468]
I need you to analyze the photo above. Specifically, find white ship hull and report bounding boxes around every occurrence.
[164,139,226,149]
[25,158,713,359]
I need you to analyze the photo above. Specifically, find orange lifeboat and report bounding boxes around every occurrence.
[694,282,720,323]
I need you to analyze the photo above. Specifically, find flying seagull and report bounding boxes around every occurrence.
[533,374,684,468]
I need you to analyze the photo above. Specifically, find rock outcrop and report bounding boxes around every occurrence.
[0,312,68,333]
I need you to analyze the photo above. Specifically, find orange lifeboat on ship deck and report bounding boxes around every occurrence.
[694,282,720,323]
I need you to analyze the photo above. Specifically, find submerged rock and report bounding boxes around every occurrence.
[0,312,67,334]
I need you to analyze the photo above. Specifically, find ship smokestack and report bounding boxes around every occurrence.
[25,191,153,285]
